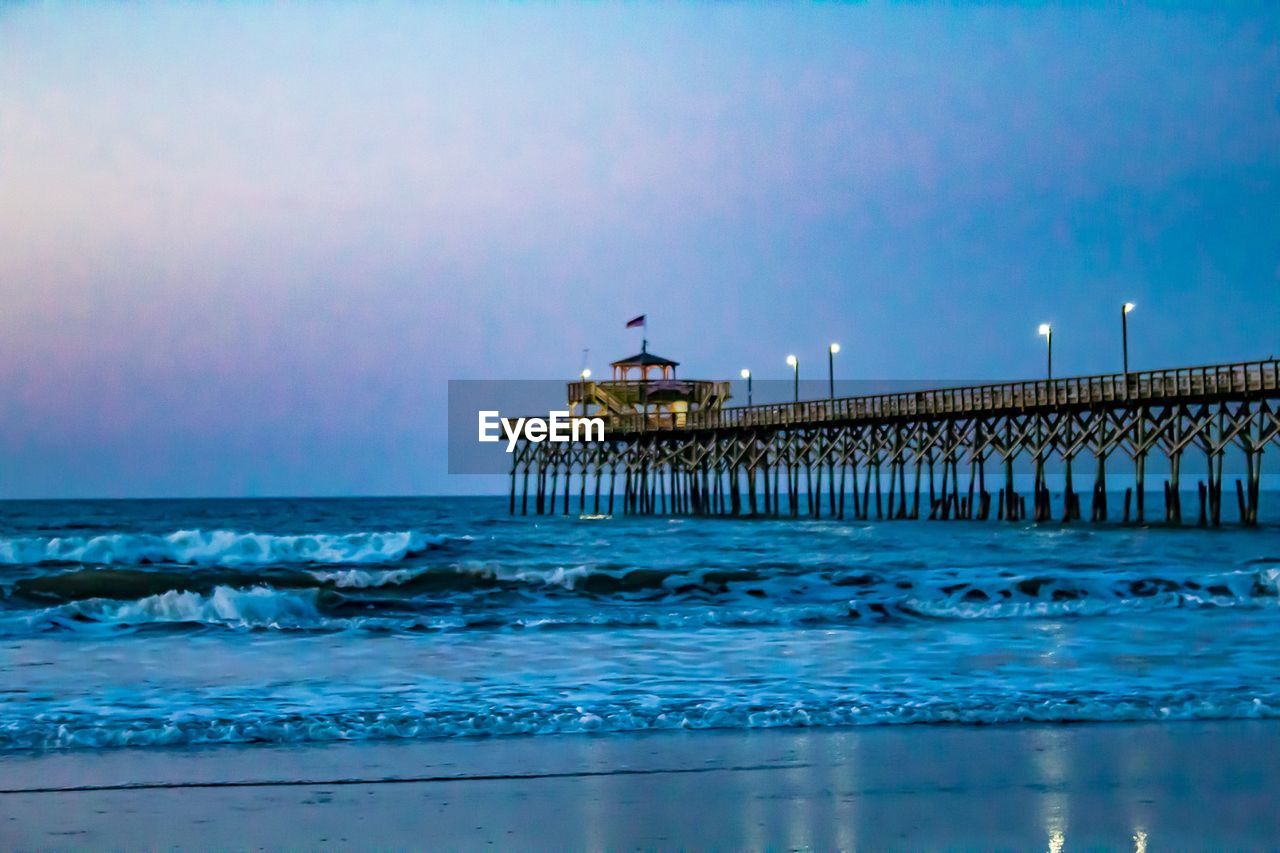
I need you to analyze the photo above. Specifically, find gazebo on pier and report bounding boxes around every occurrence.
[569,345,730,427]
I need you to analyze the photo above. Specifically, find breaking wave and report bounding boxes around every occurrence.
[12,588,857,635]
[49,586,326,631]
[5,567,1279,637]
[0,530,453,567]
[5,690,1280,752]
[852,567,1280,621]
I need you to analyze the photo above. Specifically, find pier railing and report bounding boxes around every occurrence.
[601,359,1280,435]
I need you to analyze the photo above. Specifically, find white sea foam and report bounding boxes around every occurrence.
[7,563,1279,638]
[67,586,324,630]
[458,562,596,590]
[898,594,1184,620]
[309,568,425,588]
[0,530,449,567]
[18,594,856,635]
[1261,567,1280,593]
[4,692,1280,752]
[312,562,599,592]
[866,567,1280,621]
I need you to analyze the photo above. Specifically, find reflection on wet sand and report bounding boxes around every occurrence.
[3,720,1278,847]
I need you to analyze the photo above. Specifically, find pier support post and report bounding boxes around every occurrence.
[899,460,909,519]
[1092,454,1107,522]
[886,460,897,521]
[837,437,848,520]
[1246,449,1261,526]
[549,463,559,516]
[937,459,950,520]
[608,463,617,515]
[1209,452,1223,528]
[1134,411,1147,523]
[593,454,602,515]
[976,454,988,520]
[770,455,779,517]
[861,461,872,520]
[1004,455,1016,521]
[520,453,531,516]
[564,461,573,515]
[874,463,883,519]
[536,459,547,515]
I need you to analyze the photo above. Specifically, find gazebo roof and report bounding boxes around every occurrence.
[610,351,680,368]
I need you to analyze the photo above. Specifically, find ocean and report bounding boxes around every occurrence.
[2,496,1279,752]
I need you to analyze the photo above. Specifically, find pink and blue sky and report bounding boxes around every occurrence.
[1,4,1277,497]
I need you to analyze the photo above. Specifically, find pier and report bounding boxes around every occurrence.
[510,359,1280,525]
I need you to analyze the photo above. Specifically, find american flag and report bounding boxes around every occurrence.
[625,315,646,328]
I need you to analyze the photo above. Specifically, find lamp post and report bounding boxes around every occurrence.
[828,343,840,400]
[740,368,752,406]
[577,368,592,418]
[1038,323,1053,380]
[1122,302,1135,376]
[786,354,798,403]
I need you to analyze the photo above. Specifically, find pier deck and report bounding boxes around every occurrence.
[513,359,1280,525]
[600,360,1280,434]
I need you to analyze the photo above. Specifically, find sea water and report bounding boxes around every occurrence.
[1,496,1278,751]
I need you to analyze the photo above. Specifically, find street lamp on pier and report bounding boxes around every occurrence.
[1038,323,1053,380]
[828,343,840,400]
[1122,302,1136,377]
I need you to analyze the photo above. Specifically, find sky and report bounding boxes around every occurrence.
[0,3,1277,498]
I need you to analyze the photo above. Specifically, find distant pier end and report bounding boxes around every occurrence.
[512,358,1280,527]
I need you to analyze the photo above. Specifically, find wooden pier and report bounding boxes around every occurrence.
[510,359,1280,526]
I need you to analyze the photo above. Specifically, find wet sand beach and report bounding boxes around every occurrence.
[4,720,1278,849]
